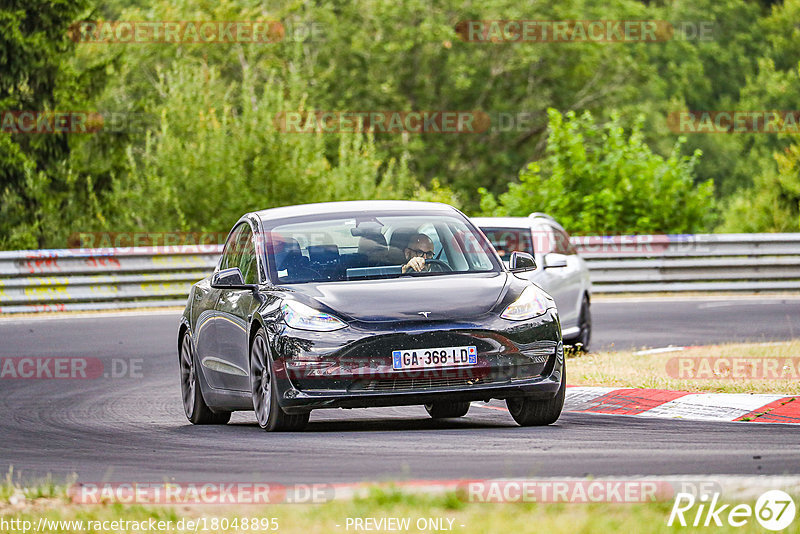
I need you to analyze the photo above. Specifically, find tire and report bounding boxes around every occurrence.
[505,362,566,426]
[424,401,470,419]
[180,331,231,425]
[573,295,591,353]
[250,329,309,432]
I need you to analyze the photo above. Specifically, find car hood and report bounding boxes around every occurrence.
[284,272,510,323]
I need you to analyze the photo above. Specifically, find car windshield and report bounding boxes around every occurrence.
[479,227,535,261]
[265,212,500,284]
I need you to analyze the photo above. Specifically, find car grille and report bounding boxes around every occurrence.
[351,376,487,392]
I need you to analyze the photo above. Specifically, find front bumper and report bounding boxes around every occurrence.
[268,310,563,413]
[278,371,563,412]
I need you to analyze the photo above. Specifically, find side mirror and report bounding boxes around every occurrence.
[211,267,255,289]
[509,251,536,272]
[543,252,568,269]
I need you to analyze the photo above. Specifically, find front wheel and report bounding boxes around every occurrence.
[506,363,565,426]
[576,295,591,352]
[250,329,309,432]
[180,331,231,425]
[424,401,470,419]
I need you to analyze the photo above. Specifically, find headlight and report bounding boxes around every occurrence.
[501,286,554,321]
[281,300,347,331]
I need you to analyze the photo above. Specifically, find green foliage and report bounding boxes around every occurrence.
[480,109,715,235]
[0,0,106,249]
[286,0,656,207]
[717,54,800,232]
[3,0,800,248]
[719,140,800,232]
[354,486,465,511]
[92,59,421,234]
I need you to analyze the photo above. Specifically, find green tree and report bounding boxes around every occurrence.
[479,109,715,235]
[0,0,106,249]
[91,58,438,234]
[269,0,658,209]
[719,141,800,232]
[6,0,800,247]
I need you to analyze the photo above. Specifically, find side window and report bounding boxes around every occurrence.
[219,224,247,271]
[457,228,493,270]
[237,225,259,284]
[532,224,556,254]
[552,226,575,255]
[480,228,534,257]
[417,223,443,261]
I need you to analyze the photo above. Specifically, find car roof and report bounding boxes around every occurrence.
[470,216,533,228]
[251,200,457,223]
[471,215,567,232]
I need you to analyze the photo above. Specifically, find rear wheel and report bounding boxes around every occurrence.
[506,363,565,426]
[250,329,309,432]
[424,401,470,419]
[573,295,591,352]
[180,331,231,425]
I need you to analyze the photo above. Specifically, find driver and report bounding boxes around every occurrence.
[401,233,435,273]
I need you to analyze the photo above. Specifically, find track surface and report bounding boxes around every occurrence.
[1,297,799,483]
[593,296,800,350]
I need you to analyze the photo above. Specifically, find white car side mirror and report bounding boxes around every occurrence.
[543,252,568,269]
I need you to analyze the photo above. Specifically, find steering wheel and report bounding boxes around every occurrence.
[425,259,453,272]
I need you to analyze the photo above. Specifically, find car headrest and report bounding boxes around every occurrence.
[387,227,419,264]
[357,233,387,254]
[272,236,303,270]
[308,244,340,264]
[357,233,389,266]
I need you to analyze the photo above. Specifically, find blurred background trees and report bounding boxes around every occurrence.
[1,0,799,248]
[479,109,715,235]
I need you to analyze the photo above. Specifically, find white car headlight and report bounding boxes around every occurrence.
[501,286,555,321]
[281,300,347,331]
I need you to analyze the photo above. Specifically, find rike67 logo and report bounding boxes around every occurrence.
[668,490,796,530]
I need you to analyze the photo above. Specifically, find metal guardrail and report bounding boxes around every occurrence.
[0,246,221,313]
[1,233,799,313]
[573,233,800,293]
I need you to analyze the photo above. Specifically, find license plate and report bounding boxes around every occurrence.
[391,346,477,371]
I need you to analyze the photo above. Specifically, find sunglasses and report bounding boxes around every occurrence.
[406,247,434,259]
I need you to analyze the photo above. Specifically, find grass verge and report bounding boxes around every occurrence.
[2,486,799,534]
[568,340,800,394]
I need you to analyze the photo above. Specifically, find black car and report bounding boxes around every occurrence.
[178,200,565,431]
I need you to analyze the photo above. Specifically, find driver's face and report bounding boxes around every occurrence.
[405,238,434,260]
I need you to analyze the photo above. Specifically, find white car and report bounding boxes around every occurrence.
[472,213,592,350]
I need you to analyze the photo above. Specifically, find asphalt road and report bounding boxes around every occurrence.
[593,296,800,350]
[1,296,799,484]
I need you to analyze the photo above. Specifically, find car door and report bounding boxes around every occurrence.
[549,224,582,329]
[527,223,574,323]
[191,225,249,387]
[190,276,220,379]
[214,222,261,392]
[198,223,248,390]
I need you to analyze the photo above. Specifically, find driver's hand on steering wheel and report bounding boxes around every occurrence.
[402,256,428,273]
